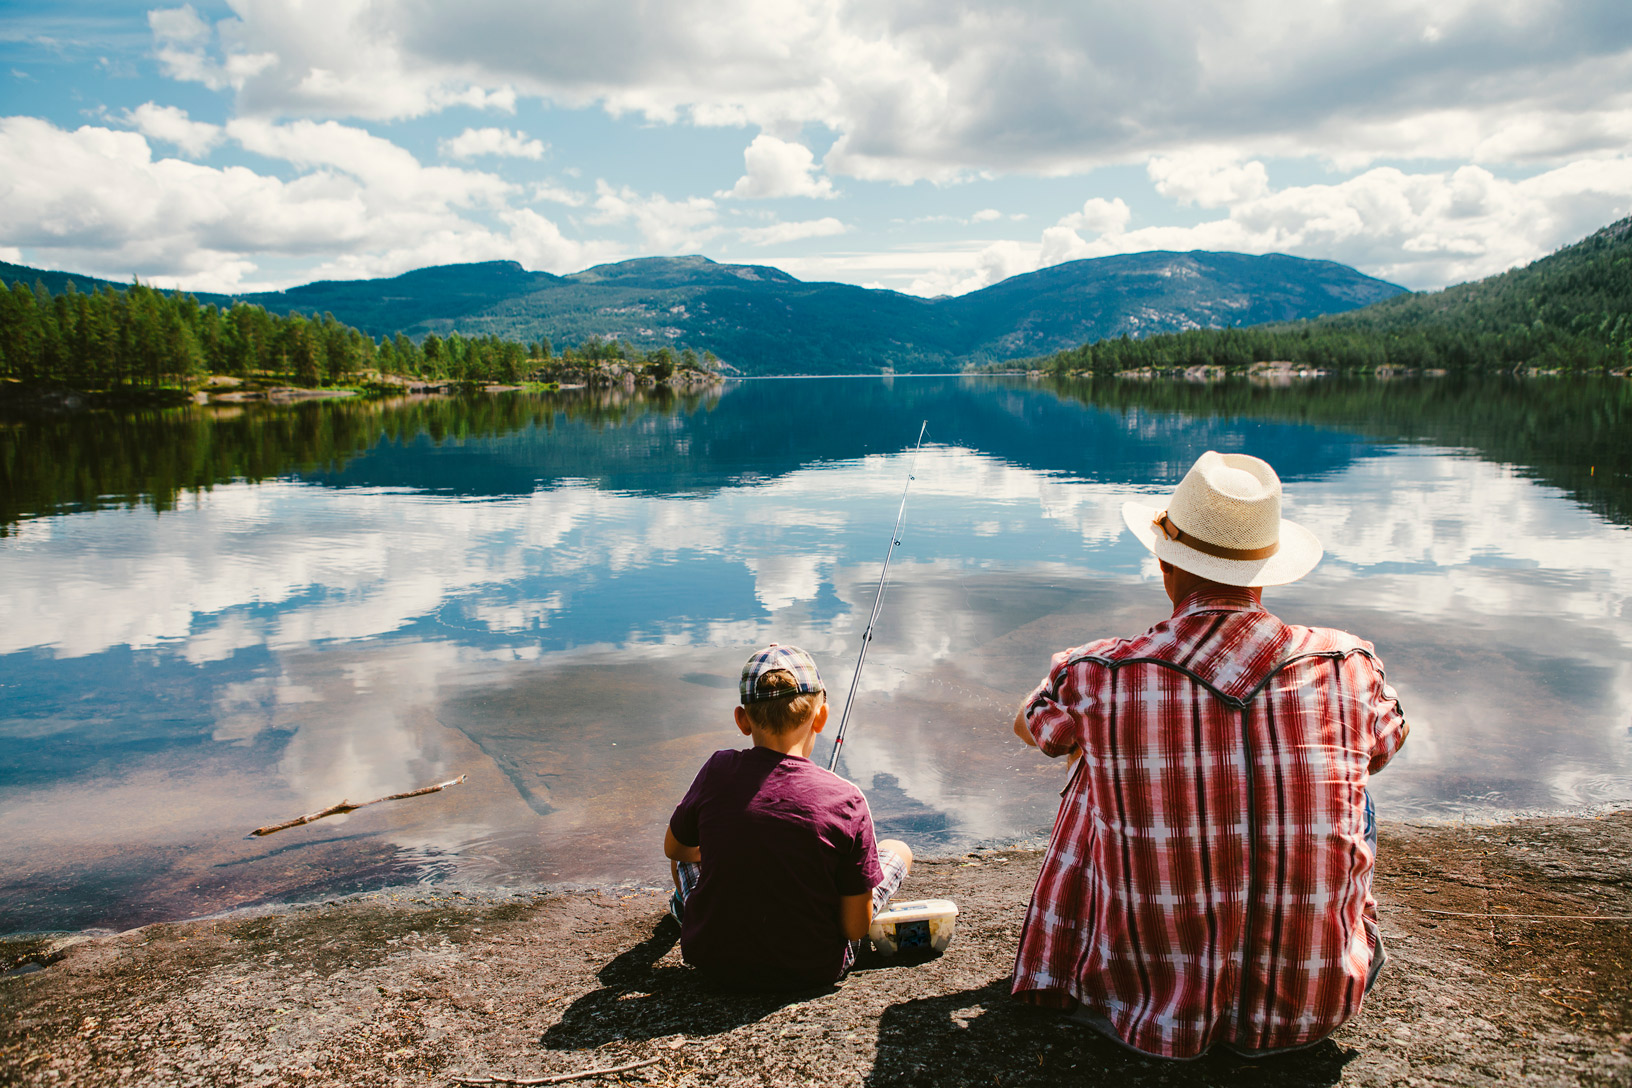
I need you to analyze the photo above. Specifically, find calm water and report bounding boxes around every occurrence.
[3,375,1630,934]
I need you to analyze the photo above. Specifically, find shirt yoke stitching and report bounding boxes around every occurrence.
[1061,647,1387,711]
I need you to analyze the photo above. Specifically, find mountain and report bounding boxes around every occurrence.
[938,250,1402,358]
[1039,215,1632,375]
[0,250,1406,376]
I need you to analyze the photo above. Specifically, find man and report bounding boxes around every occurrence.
[1010,450,1408,1059]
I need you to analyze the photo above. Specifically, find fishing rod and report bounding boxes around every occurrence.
[828,420,929,774]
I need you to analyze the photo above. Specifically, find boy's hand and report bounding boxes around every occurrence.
[664,826,701,864]
[839,892,873,942]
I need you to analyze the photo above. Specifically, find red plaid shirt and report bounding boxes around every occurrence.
[1011,588,1408,1058]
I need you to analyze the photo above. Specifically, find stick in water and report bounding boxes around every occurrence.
[249,775,467,837]
[449,1057,663,1085]
[828,420,928,773]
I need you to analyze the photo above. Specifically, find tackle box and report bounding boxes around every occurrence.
[869,898,959,955]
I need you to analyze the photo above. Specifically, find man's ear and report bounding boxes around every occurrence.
[734,705,753,736]
[808,700,830,734]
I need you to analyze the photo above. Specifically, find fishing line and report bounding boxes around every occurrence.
[828,420,929,774]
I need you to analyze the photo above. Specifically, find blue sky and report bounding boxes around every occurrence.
[2,0,1629,297]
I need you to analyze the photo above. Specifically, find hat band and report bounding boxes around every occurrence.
[1153,511,1279,561]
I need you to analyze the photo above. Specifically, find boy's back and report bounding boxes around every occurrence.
[670,745,882,988]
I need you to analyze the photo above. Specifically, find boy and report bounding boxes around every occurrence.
[664,643,913,989]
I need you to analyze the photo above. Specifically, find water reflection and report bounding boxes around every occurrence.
[1,376,1629,933]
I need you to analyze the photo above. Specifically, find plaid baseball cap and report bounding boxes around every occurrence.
[739,643,825,704]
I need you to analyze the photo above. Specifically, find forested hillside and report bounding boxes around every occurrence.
[0,249,1405,376]
[0,279,715,393]
[1040,217,1632,374]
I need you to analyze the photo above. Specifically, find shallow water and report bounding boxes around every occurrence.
[2,375,1630,933]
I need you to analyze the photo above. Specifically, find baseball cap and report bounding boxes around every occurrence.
[739,643,825,704]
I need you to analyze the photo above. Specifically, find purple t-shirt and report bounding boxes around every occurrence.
[669,746,883,987]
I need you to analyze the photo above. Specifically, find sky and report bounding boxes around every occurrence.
[1,0,1629,298]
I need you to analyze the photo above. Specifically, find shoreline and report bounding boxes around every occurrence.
[7,801,1631,946]
[5,812,1628,1087]
[5,799,1632,948]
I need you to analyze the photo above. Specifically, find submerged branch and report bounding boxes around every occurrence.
[449,1057,663,1085]
[249,775,467,837]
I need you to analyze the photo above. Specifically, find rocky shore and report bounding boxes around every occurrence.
[4,813,1629,1087]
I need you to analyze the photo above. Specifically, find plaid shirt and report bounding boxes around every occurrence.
[1011,588,1408,1058]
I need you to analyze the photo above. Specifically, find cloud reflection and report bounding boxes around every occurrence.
[2,438,1630,930]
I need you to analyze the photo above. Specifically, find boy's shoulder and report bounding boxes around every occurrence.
[697,747,869,806]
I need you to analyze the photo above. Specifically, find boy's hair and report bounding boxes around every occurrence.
[741,668,825,734]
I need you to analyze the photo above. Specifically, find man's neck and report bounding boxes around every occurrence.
[1172,584,1263,613]
[1164,564,1262,609]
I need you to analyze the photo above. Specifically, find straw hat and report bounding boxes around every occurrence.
[1121,451,1322,587]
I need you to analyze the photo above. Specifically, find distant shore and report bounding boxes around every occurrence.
[0,366,723,416]
[5,812,1628,1087]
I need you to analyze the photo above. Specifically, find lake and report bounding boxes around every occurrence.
[2,375,1630,934]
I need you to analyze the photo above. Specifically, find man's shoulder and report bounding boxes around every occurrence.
[1282,623,1379,659]
[1060,633,1143,664]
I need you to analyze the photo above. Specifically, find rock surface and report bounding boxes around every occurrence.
[3,813,1629,1087]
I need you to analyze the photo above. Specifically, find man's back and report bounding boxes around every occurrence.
[1012,588,1408,1056]
[670,746,880,988]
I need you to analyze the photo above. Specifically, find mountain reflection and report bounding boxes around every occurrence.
[5,374,1628,533]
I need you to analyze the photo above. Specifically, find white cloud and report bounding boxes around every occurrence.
[149,1,508,119]
[150,3,275,94]
[720,134,836,199]
[737,216,846,246]
[1057,196,1131,236]
[226,117,512,208]
[150,1,1632,182]
[970,208,1003,223]
[440,126,546,161]
[148,5,210,47]
[533,182,587,207]
[909,239,1036,297]
[124,102,222,157]
[0,116,603,291]
[1147,151,1269,208]
[589,181,719,253]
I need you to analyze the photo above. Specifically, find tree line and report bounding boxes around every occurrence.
[0,278,719,390]
[1038,321,1628,376]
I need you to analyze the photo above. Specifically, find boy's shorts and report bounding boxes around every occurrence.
[674,845,910,972]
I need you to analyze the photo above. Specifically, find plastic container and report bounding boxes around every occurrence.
[869,898,959,955]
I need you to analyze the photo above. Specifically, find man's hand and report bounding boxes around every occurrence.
[1015,703,1080,762]
[1012,704,1038,747]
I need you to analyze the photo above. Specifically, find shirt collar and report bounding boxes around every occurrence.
[1172,586,1265,619]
